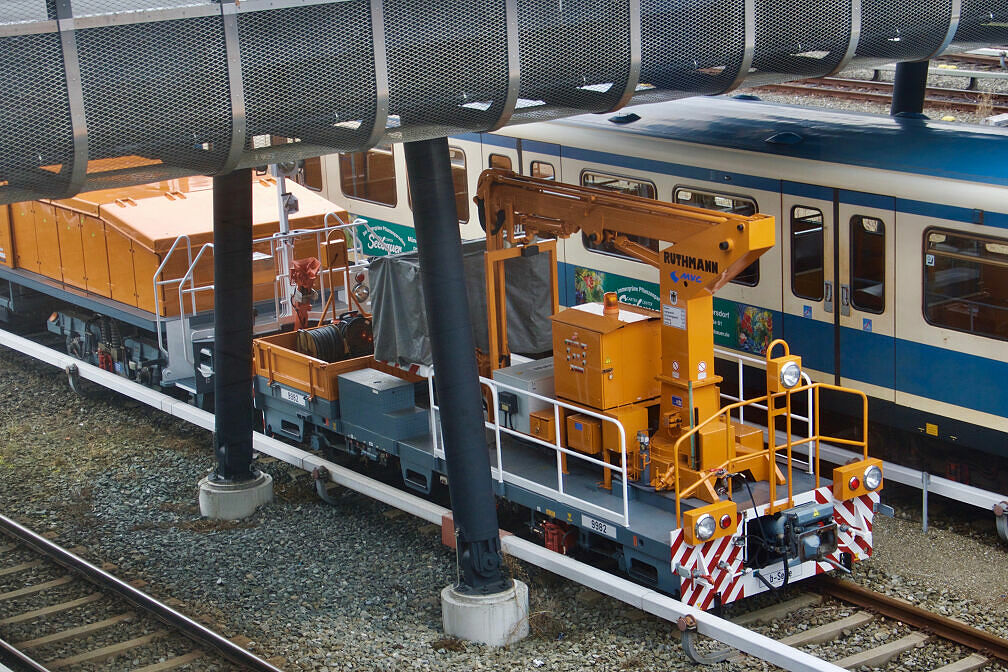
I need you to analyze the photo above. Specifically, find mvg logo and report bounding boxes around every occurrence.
[670,271,702,284]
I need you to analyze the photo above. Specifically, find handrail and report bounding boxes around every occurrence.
[152,234,193,355]
[150,214,371,368]
[422,372,633,527]
[666,381,869,521]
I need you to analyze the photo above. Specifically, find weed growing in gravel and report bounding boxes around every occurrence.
[430,636,466,652]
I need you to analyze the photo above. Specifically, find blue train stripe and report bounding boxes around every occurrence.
[460,133,1008,229]
[838,190,894,211]
[896,340,1008,418]
[782,181,833,201]
[839,326,895,390]
[523,139,563,157]
[781,313,835,374]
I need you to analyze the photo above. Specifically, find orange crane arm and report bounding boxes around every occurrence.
[476,169,774,299]
[476,169,778,499]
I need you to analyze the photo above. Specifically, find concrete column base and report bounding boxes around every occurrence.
[441,579,529,647]
[198,471,273,520]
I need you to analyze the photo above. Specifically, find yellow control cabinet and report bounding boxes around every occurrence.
[551,303,660,411]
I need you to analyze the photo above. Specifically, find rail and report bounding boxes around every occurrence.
[666,380,869,520]
[0,326,850,672]
[0,512,285,672]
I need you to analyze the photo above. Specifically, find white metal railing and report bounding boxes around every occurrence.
[151,213,370,364]
[424,372,631,527]
[714,346,816,473]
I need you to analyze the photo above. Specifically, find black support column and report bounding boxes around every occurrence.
[891,60,929,117]
[211,168,256,483]
[404,138,509,595]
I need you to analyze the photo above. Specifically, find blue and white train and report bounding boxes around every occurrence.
[307,97,1008,491]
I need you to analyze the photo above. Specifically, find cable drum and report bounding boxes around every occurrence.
[296,324,347,363]
[338,311,374,357]
[294,313,374,363]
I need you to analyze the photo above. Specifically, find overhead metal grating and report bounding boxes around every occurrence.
[2,0,1007,202]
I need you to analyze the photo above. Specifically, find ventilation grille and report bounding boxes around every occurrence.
[0,0,1003,201]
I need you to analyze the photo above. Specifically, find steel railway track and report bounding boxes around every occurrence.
[755,77,1008,115]
[714,579,1008,671]
[0,513,285,672]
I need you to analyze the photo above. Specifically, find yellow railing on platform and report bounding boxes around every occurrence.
[667,382,869,521]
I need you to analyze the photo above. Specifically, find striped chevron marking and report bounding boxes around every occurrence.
[670,487,879,610]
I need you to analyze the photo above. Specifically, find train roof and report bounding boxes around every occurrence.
[543,97,1008,188]
[49,175,343,253]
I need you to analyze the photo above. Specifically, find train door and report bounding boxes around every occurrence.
[836,192,896,401]
[780,184,836,381]
[517,140,562,182]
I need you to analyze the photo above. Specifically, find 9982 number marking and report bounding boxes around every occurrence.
[582,514,617,539]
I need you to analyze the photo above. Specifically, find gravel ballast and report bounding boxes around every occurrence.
[2,342,1006,671]
[3,78,1008,667]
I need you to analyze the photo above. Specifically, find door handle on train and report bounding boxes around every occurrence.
[824,281,833,313]
[840,284,851,316]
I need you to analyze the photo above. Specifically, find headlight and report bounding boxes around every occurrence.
[780,361,802,389]
[695,514,716,542]
[352,282,371,302]
[863,464,882,490]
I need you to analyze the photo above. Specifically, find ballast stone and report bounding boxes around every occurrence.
[198,471,274,520]
[441,579,530,647]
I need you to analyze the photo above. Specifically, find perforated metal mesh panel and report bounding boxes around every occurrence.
[236,1,378,167]
[856,0,954,63]
[75,15,232,191]
[953,0,1008,48]
[0,32,75,204]
[1,0,1006,202]
[638,0,745,100]
[747,0,851,85]
[382,0,509,142]
[510,0,631,123]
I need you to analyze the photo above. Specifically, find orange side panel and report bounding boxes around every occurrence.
[33,202,62,281]
[105,227,138,308]
[56,207,87,291]
[81,215,112,297]
[132,244,160,315]
[0,205,12,268]
[10,202,39,272]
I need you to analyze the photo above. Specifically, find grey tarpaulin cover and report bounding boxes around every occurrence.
[371,240,552,368]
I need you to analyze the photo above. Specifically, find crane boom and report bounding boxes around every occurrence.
[476,169,782,501]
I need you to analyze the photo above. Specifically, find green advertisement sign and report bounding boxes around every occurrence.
[573,266,773,356]
[713,297,774,355]
[354,218,417,257]
[573,266,660,311]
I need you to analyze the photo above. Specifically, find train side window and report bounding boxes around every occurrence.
[791,206,824,301]
[299,156,323,192]
[531,161,555,180]
[406,146,469,224]
[580,170,659,260]
[489,154,512,171]
[339,144,397,207]
[923,229,1008,341]
[850,215,885,314]
[674,187,759,286]
[449,146,470,224]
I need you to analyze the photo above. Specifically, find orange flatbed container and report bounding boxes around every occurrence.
[0,175,348,317]
[253,329,375,402]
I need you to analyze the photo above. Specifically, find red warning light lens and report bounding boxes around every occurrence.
[848,476,860,491]
[719,514,733,529]
[355,271,366,284]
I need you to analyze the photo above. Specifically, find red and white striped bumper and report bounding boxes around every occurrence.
[670,486,879,610]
